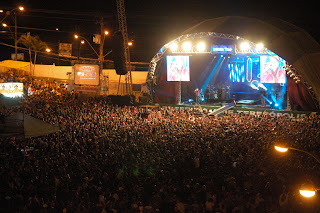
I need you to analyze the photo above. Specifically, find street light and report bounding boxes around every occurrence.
[74,34,99,58]
[274,145,288,153]
[299,183,319,198]
[274,145,320,198]
[45,48,51,53]
[274,145,320,164]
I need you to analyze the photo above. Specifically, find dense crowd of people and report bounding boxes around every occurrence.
[1,75,320,212]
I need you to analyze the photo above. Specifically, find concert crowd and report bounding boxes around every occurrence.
[1,75,320,213]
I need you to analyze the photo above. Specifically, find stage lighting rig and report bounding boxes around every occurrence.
[182,41,192,52]
[196,42,206,52]
[170,43,178,52]
[240,42,250,51]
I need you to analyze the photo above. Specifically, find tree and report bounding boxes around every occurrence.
[31,36,47,75]
[17,32,33,75]
[18,33,47,75]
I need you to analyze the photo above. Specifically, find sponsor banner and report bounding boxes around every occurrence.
[223,108,317,119]
[11,53,24,61]
[173,105,318,118]
[74,86,100,93]
[59,43,72,57]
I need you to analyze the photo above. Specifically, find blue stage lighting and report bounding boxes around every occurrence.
[269,102,272,105]
[275,103,279,107]
[201,97,205,101]
[188,99,193,103]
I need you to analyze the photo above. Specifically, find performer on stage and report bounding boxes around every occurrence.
[194,88,202,104]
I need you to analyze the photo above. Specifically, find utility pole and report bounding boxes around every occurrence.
[99,17,104,72]
[14,12,18,60]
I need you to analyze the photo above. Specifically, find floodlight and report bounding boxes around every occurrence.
[74,34,79,39]
[182,41,192,52]
[197,42,205,52]
[81,40,85,44]
[104,30,109,35]
[128,41,133,46]
[256,43,264,50]
[45,48,51,52]
[170,43,178,52]
[18,6,24,11]
[2,23,7,27]
[240,42,250,51]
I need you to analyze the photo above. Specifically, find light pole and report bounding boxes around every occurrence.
[14,6,24,60]
[274,145,320,198]
[0,6,24,60]
[74,34,99,60]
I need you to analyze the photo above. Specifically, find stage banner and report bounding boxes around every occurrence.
[211,45,235,54]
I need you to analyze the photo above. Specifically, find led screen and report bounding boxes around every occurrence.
[260,56,286,83]
[0,82,23,97]
[74,64,100,86]
[167,55,190,81]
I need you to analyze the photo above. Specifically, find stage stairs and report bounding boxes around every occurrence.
[208,103,235,116]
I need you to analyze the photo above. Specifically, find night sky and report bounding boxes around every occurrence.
[0,0,319,65]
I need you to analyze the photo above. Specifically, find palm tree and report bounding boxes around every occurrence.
[18,33,47,75]
[31,36,47,75]
[17,32,33,75]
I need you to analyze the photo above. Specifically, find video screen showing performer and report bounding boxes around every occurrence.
[166,56,190,81]
[260,56,286,84]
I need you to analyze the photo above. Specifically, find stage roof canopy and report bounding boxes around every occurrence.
[181,16,320,104]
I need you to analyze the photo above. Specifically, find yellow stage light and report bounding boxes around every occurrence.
[197,42,206,52]
[182,41,192,52]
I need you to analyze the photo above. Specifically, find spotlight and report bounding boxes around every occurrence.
[169,43,178,52]
[240,42,250,51]
[290,73,295,78]
[275,103,279,107]
[256,43,264,50]
[196,42,205,52]
[182,41,192,52]
[269,102,273,105]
